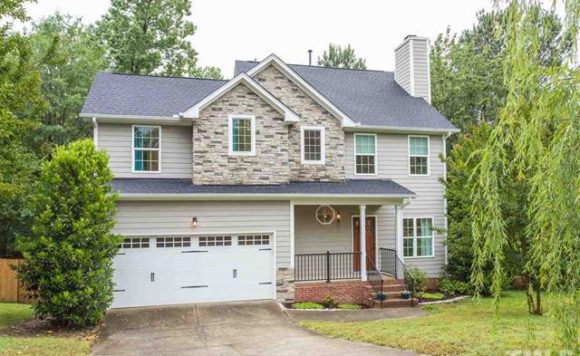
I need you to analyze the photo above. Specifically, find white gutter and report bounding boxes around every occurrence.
[92,117,98,148]
[442,131,452,265]
[344,125,460,135]
[117,192,416,202]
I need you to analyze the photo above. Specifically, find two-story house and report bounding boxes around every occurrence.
[81,35,458,308]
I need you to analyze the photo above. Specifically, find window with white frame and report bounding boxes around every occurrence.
[355,134,377,174]
[119,237,150,249]
[229,116,255,155]
[301,127,325,164]
[133,126,160,172]
[402,217,434,257]
[409,136,429,175]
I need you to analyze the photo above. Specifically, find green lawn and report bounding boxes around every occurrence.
[0,303,92,356]
[300,291,567,355]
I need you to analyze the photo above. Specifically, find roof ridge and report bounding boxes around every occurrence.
[236,60,392,74]
[98,71,228,82]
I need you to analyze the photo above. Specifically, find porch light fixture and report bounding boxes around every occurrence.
[336,212,341,222]
[191,217,198,228]
[316,205,336,225]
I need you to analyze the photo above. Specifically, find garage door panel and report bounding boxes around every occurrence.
[112,234,274,308]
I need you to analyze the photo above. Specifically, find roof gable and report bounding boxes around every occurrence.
[182,73,299,123]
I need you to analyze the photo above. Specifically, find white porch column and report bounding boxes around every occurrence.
[395,205,404,261]
[359,205,367,281]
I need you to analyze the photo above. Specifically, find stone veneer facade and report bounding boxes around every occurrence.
[254,65,345,182]
[193,83,290,184]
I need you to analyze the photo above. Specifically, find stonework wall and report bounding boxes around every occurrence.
[276,267,295,301]
[294,280,368,304]
[254,65,345,182]
[194,83,291,184]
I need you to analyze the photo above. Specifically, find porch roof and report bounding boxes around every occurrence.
[112,178,415,200]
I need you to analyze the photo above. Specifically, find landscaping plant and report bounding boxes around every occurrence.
[18,139,121,327]
[404,265,428,297]
[292,302,323,310]
[337,304,362,310]
[322,295,337,309]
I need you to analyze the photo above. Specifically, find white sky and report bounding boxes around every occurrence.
[24,0,498,77]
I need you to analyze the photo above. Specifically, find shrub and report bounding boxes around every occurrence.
[404,265,429,295]
[418,292,445,300]
[337,304,362,310]
[18,140,121,327]
[439,276,473,296]
[322,295,337,309]
[292,302,323,310]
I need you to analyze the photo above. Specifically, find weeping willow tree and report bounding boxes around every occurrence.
[469,0,579,349]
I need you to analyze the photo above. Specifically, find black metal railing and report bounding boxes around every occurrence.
[295,252,361,282]
[379,248,397,276]
[366,255,385,306]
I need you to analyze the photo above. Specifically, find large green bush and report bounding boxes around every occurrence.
[18,139,121,327]
[404,265,429,296]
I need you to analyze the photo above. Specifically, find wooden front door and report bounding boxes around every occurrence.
[353,216,376,271]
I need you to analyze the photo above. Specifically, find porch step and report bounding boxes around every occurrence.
[366,284,405,293]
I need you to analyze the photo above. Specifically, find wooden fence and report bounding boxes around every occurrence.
[0,258,33,304]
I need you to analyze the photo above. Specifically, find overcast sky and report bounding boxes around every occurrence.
[24,0,498,77]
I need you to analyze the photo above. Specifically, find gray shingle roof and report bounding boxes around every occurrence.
[81,72,226,117]
[235,61,455,130]
[112,178,415,197]
[81,60,456,131]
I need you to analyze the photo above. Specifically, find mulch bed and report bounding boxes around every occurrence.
[0,315,101,343]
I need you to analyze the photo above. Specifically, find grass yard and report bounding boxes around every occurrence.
[0,303,93,356]
[301,291,568,355]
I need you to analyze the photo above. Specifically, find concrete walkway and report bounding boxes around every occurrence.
[92,301,419,356]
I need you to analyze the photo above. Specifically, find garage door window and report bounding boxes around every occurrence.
[156,237,191,248]
[120,237,150,249]
[199,236,232,246]
[238,235,270,246]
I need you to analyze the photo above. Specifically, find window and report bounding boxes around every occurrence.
[119,237,150,249]
[315,205,336,225]
[301,127,325,164]
[402,217,434,257]
[355,134,377,174]
[198,236,232,247]
[156,237,191,248]
[133,126,160,172]
[229,116,255,155]
[409,136,429,175]
[238,235,270,245]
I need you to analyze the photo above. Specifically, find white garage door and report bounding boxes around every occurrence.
[112,234,274,308]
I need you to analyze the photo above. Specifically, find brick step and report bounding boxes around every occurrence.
[366,284,405,293]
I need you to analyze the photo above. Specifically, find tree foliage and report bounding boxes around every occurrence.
[97,0,222,78]
[18,140,121,327]
[28,13,106,148]
[431,6,567,133]
[317,44,367,69]
[468,0,579,348]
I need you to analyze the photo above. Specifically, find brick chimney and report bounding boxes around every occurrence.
[394,35,431,103]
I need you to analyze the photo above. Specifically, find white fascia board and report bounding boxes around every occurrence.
[344,125,460,135]
[182,73,299,123]
[117,193,416,202]
[79,113,192,126]
[245,54,358,128]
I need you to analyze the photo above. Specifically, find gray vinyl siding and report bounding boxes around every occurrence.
[412,40,430,101]
[98,123,192,179]
[114,200,292,268]
[394,41,411,95]
[345,133,446,277]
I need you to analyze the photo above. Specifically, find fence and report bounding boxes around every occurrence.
[0,258,33,303]
[294,252,361,282]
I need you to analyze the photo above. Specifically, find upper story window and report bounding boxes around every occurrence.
[403,217,434,258]
[409,136,429,175]
[355,134,377,175]
[133,125,160,173]
[301,127,325,164]
[229,115,255,155]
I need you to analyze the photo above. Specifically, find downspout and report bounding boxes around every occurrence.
[92,117,99,149]
[442,131,451,265]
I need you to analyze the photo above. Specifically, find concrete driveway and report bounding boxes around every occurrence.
[92,301,417,356]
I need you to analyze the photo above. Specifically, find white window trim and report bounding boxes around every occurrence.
[408,135,430,176]
[131,125,162,174]
[354,133,378,176]
[301,126,325,164]
[402,216,435,259]
[228,115,256,156]
[315,205,335,225]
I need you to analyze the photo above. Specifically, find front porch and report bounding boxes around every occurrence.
[282,203,413,307]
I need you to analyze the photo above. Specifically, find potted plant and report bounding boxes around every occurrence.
[401,291,411,300]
